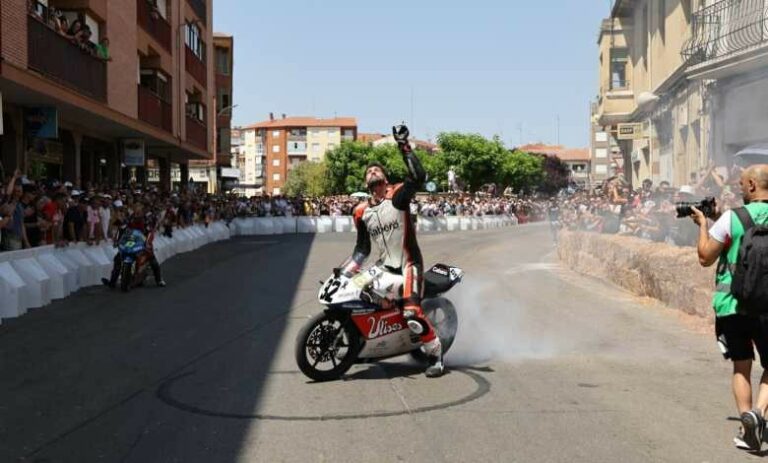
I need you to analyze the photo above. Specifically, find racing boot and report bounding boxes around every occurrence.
[423,337,444,378]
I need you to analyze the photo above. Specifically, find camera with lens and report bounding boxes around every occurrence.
[675,196,717,219]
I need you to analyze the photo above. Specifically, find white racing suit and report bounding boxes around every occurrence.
[342,145,440,356]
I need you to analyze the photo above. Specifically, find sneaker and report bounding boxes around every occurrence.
[157,280,167,287]
[740,410,763,451]
[101,278,115,289]
[735,434,752,450]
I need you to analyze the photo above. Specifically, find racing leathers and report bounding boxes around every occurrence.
[342,142,442,366]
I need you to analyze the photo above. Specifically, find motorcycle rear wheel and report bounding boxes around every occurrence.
[120,263,133,293]
[295,312,361,382]
[410,298,458,362]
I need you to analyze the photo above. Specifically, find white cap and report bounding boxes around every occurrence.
[679,185,695,195]
[113,199,124,208]
[64,181,73,187]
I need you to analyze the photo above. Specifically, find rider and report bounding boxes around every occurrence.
[341,125,444,378]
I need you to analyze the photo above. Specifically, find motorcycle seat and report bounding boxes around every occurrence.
[424,264,455,297]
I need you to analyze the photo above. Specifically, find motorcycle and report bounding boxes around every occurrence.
[295,263,464,382]
[117,228,153,292]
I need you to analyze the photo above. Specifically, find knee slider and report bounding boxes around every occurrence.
[406,317,429,336]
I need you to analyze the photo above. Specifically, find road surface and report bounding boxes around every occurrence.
[0,225,753,462]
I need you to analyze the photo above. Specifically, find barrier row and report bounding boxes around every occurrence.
[229,215,520,236]
[0,222,230,325]
[0,216,516,325]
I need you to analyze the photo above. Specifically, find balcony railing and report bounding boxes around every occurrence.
[27,15,107,101]
[682,0,768,65]
[137,0,172,52]
[187,0,207,22]
[185,46,207,87]
[138,85,172,133]
[186,115,208,151]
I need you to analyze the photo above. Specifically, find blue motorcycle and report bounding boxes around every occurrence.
[117,229,150,292]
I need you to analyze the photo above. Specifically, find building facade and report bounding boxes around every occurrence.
[594,0,768,190]
[520,143,592,188]
[1,0,215,189]
[243,116,357,195]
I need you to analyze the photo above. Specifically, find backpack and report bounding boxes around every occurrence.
[732,207,768,314]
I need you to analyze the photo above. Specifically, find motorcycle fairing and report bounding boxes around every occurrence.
[352,309,420,359]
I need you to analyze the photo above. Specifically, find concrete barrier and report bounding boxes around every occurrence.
[557,230,715,320]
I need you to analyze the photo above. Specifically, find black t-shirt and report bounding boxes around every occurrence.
[22,202,42,247]
[63,206,86,241]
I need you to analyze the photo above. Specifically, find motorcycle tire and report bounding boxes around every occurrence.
[295,312,361,382]
[120,263,132,293]
[410,297,458,363]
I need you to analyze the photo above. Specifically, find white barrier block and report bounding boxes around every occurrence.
[316,217,333,233]
[276,217,296,234]
[334,216,353,233]
[177,228,195,253]
[82,245,112,281]
[446,217,459,232]
[53,250,81,291]
[11,257,52,308]
[418,218,435,233]
[255,218,275,235]
[297,217,317,233]
[63,247,99,287]
[35,252,68,300]
[459,217,471,231]
[0,262,28,318]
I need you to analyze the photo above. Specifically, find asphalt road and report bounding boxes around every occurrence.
[0,224,757,462]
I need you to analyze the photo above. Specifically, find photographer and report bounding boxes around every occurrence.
[692,164,768,452]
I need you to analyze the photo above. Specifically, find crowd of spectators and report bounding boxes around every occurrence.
[0,168,548,253]
[28,0,111,61]
[557,163,745,247]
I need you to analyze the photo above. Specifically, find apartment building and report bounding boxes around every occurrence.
[359,132,440,154]
[0,0,215,189]
[243,115,357,195]
[589,107,620,185]
[229,126,264,197]
[595,0,768,189]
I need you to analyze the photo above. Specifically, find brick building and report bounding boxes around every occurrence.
[242,116,357,195]
[0,0,216,189]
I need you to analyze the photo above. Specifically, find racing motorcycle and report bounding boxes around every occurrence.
[295,263,464,382]
[117,228,153,292]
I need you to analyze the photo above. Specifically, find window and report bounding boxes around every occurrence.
[595,132,608,142]
[272,130,281,138]
[272,188,281,195]
[215,47,230,75]
[272,173,280,181]
[140,69,171,101]
[610,48,629,90]
[595,148,608,159]
[256,144,264,154]
[185,22,205,60]
[312,143,320,153]
[217,88,231,113]
[327,143,336,150]
[272,145,280,153]
[595,165,608,175]
[272,159,280,166]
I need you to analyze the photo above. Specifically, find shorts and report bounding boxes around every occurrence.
[715,314,768,367]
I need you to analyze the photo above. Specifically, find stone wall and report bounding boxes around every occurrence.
[557,230,716,320]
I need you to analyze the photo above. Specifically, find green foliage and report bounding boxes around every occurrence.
[436,132,505,192]
[498,150,544,194]
[284,160,331,197]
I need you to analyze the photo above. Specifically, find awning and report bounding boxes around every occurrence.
[735,144,768,166]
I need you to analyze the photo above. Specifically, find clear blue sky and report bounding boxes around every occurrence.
[214,0,611,148]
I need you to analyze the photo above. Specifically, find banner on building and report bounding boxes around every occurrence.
[123,139,146,166]
[617,123,644,140]
[24,107,58,139]
[26,139,64,164]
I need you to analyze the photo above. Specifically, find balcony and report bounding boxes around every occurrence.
[27,15,107,101]
[138,85,172,133]
[187,0,207,22]
[185,46,207,87]
[137,0,172,52]
[186,115,208,151]
[683,0,768,67]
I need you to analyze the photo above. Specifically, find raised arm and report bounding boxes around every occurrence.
[392,125,426,210]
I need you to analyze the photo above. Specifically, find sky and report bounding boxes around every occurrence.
[214,0,612,148]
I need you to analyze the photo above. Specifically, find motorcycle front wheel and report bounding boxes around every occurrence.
[410,297,459,362]
[295,312,361,382]
[120,262,133,293]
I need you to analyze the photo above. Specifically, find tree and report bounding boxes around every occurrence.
[498,150,544,194]
[284,161,331,197]
[536,154,570,194]
[435,132,505,192]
